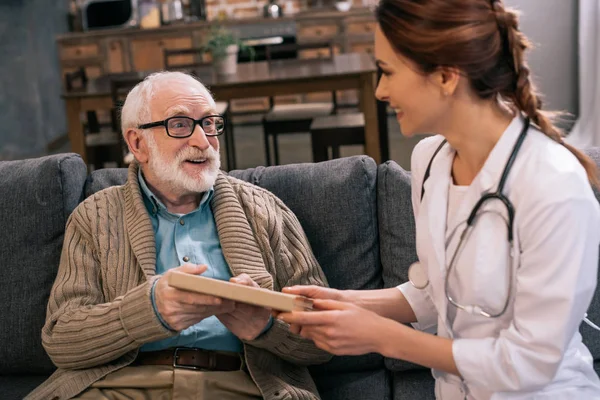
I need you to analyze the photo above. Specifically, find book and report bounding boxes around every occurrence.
[167,271,313,312]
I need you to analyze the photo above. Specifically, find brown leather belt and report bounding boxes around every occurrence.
[134,348,242,371]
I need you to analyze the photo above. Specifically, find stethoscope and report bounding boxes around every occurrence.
[408,118,530,319]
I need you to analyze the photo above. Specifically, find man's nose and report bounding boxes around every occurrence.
[187,124,211,149]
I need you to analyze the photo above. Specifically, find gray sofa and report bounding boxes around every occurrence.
[1,152,600,400]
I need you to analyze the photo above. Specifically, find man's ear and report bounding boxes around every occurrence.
[432,66,461,98]
[124,128,148,163]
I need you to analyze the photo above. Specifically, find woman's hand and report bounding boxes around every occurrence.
[279,285,352,334]
[277,299,389,356]
[282,285,347,301]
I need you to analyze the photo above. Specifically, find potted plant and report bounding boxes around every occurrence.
[205,26,254,75]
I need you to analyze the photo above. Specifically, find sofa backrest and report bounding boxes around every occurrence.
[0,153,87,375]
[85,156,391,400]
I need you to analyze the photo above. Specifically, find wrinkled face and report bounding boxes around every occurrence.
[143,79,221,196]
[374,25,449,137]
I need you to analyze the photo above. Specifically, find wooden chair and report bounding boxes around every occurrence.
[262,42,338,166]
[162,47,235,169]
[309,113,365,162]
[64,68,121,169]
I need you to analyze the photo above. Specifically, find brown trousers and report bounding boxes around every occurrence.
[71,365,263,400]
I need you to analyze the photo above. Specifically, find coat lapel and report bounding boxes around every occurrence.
[422,143,453,275]
[210,173,274,290]
[123,163,157,279]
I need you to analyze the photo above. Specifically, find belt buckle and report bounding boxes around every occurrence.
[172,347,217,371]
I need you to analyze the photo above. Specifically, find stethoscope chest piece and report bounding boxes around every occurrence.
[408,262,429,289]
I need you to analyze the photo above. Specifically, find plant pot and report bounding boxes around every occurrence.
[214,44,239,75]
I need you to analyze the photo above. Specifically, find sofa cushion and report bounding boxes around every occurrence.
[84,167,128,198]
[0,375,50,400]
[377,161,418,288]
[392,370,435,400]
[0,154,87,374]
[581,148,600,362]
[376,161,426,373]
[230,157,386,398]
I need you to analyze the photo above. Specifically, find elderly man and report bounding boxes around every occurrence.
[27,71,331,400]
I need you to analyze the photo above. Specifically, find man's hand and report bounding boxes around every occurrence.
[155,264,235,331]
[217,274,272,341]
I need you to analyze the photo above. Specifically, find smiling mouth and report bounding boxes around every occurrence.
[185,159,207,164]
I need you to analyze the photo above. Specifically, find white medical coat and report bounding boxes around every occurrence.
[399,116,600,399]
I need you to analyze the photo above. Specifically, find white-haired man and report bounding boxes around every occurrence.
[27,72,331,400]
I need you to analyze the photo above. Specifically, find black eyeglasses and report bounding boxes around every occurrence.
[137,115,226,138]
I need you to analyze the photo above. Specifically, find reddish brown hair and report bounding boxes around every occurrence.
[375,0,599,188]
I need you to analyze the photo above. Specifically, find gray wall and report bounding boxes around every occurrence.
[0,0,68,160]
[505,0,579,129]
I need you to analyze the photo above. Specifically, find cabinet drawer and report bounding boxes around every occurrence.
[346,21,376,35]
[298,45,340,60]
[350,42,374,56]
[297,24,339,39]
[131,37,193,71]
[107,40,125,73]
[60,44,99,60]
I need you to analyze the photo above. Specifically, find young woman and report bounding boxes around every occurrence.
[278,0,600,398]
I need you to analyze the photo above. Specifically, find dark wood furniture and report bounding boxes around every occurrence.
[310,113,365,162]
[62,53,386,169]
[262,41,338,165]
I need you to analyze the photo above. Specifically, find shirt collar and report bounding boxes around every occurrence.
[137,168,214,218]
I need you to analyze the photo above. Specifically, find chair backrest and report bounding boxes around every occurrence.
[64,67,88,91]
[107,76,144,163]
[163,47,211,70]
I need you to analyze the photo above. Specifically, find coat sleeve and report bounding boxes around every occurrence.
[245,198,333,365]
[41,205,174,370]
[452,195,600,391]
[396,137,441,332]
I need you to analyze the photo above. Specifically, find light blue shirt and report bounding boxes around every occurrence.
[138,170,243,352]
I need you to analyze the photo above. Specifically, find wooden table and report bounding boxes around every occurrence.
[62,53,387,168]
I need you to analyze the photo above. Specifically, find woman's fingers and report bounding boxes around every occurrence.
[282,285,342,300]
[278,310,339,325]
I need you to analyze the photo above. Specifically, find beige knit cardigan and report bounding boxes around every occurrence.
[26,163,331,400]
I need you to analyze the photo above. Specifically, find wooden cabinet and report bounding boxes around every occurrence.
[59,44,99,60]
[56,9,376,109]
[345,20,376,35]
[131,36,193,71]
[107,40,126,73]
[297,23,340,40]
[350,41,374,55]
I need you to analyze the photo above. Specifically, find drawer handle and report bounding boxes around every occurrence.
[75,49,81,55]
[315,29,322,36]
[364,25,372,32]
[158,41,164,46]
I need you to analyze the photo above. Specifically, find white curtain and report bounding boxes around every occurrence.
[566,0,600,148]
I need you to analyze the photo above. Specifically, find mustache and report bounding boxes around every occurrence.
[176,146,218,163]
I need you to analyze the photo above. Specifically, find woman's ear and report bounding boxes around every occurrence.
[433,66,461,97]
[124,129,148,163]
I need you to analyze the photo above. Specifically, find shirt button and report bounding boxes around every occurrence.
[179,219,185,226]
[183,256,190,262]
